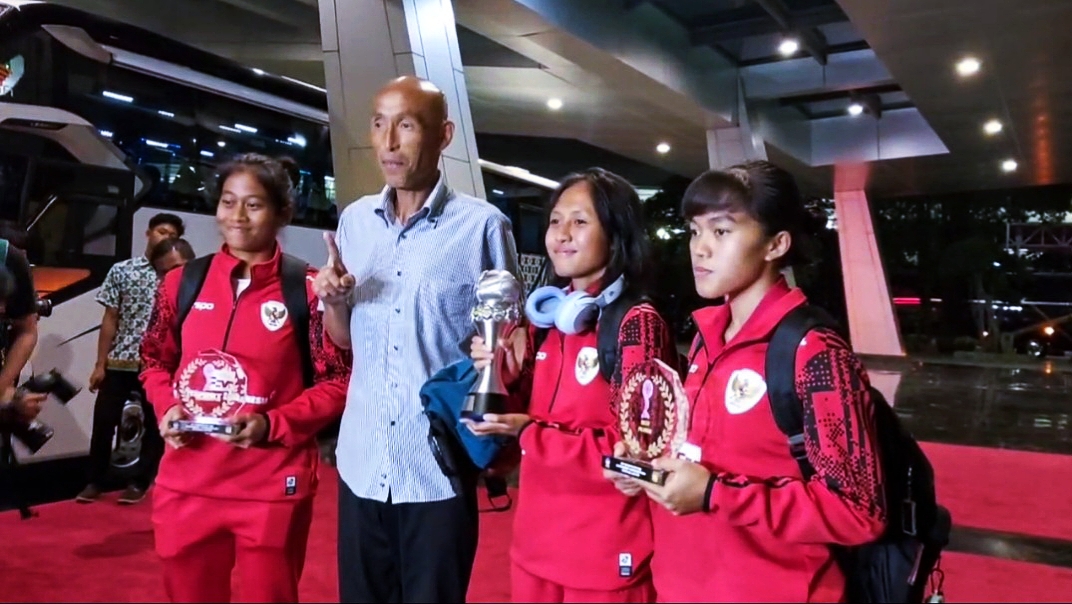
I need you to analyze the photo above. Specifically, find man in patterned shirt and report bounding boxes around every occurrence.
[76,213,184,505]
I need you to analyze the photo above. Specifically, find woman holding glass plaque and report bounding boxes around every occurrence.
[611,160,887,602]
[469,168,677,603]
[140,154,351,603]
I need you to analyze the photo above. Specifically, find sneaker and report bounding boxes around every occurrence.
[75,484,101,504]
[117,485,147,505]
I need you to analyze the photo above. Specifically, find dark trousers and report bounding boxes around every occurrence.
[87,369,163,489]
[337,478,479,604]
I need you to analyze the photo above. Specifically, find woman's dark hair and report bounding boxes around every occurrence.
[215,153,298,220]
[545,167,652,294]
[680,160,815,267]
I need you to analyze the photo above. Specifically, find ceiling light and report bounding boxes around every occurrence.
[848,103,864,116]
[656,142,671,154]
[217,141,226,148]
[1001,158,1018,173]
[983,119,1003,135]
[956,56,981,77]
[778,39,799,57]
[546,98,563,110]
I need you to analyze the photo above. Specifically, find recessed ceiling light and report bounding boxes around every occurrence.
[778,39,799,57]
[656,142,671,154]
[1001,158,1018,173]
[848,103,864,116]
[956,56,981,77]
[546,98,563,110]
[983,119,1003,135]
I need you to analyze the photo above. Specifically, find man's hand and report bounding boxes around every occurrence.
[3,387,47,422]
[313,232,356,307]
[602,441,645,497]
[88,364,106,393]
[159,404,192,449]
[640,456,712,516]
[216,413,268,449]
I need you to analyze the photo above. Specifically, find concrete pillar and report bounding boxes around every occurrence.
[834,164,904,356]
[319,0,485,207]
[706,126,767,170]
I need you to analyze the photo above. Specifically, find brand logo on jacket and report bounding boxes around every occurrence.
[575,346,600,385]
[261,301,288,331]
[193,301,214,311]
[724,368,767,415]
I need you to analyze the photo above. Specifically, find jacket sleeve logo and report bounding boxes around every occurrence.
[724,368,767,415]
[260,301,288,332]
[176,350,269,419]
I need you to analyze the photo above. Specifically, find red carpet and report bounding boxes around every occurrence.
[2,458,1071,602]
[921,442,1072,540]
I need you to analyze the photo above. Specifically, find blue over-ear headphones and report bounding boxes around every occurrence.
[525,275,625,335]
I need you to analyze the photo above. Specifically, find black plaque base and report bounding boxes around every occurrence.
[602,455,667,485]
[460,391,508,423]
[169,418,239,436]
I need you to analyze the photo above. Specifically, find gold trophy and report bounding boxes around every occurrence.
[602,358,689,485]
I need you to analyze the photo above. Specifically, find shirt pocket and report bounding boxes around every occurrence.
[417,279,474,360]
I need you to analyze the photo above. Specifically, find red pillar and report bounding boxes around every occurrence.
[834,165,904,357]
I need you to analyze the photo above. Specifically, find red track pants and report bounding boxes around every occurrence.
[512,561,656,603]
[152,486,314,603]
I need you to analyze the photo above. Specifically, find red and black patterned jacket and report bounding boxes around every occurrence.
[508,281,677,591]
[140,244,351,502]
[651,278,886,603]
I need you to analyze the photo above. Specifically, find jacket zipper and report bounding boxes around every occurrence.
[220,284,247,350]
[545,333,567,414]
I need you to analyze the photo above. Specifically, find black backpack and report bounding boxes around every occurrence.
[765,305,951,603]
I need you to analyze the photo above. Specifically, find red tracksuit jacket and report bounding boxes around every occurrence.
[510,300,676,591]
[140,244,351,502]
[651,279,886,602]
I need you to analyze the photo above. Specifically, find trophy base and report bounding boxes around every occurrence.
[169,418,239,436]
[460,391,508,423]
[602,455,667,486]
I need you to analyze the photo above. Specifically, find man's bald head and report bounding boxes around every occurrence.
[374,76,448,129]
[370,76,455,192]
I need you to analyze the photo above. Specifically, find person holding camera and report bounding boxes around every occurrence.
[0,239,39,395]
[77,212,185,505]
[0,387,47,433]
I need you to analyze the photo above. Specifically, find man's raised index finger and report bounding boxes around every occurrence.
[324,231,345,270]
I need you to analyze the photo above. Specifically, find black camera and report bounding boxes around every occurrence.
[6,369,79,454]
[34,297,51,318]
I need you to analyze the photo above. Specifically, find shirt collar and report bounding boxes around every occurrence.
[374,172,451,224]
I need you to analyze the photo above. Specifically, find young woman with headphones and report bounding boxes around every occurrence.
[469,168,677,603]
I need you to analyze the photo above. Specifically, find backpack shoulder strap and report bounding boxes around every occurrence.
[175,255,214,344]
[281,254,314,388]
[765,304,839,480]
[596,293,649,384]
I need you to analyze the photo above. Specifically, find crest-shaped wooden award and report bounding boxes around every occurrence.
[602,358,689,485]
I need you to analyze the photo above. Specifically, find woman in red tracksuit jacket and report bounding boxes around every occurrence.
[609,160,887,602]
[140,153,351,603]
[469,168,676,603]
